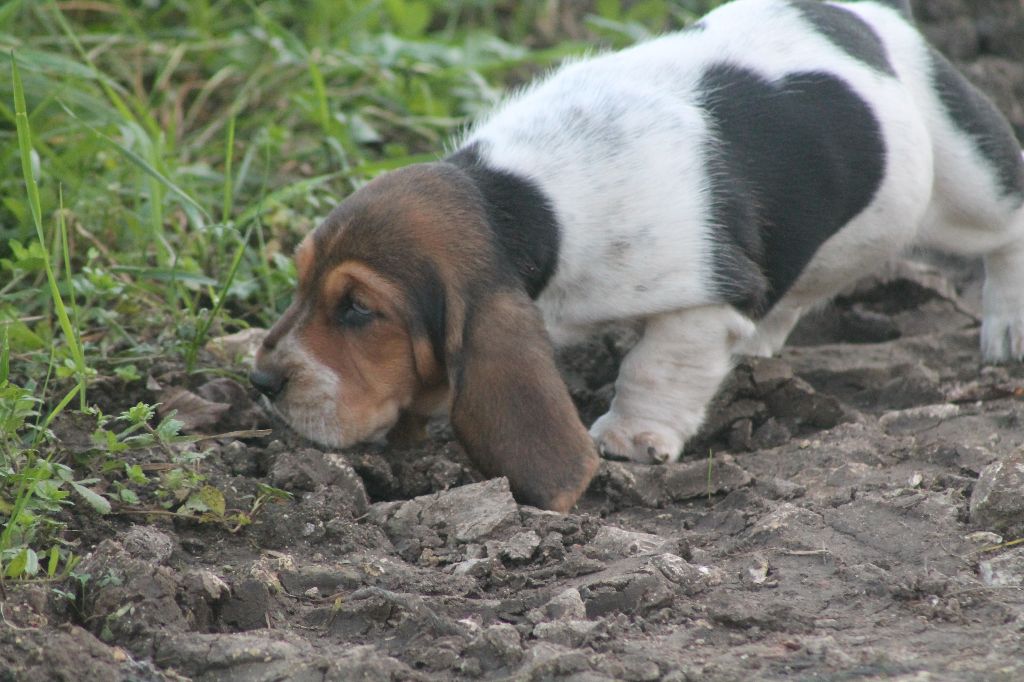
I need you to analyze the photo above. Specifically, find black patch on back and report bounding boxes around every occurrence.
[700,65,887,313]
[790,1,896,76]
[447,145,561,299]
[703,151,770,315]
[929,48,1024,200]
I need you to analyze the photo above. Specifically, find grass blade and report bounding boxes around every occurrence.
[222,114,237,223]
[0,325,9,384]
[11,52,88,400]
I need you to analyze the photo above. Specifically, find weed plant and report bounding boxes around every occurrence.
[0,0,713,585]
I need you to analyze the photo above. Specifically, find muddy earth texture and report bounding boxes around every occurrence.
[4,2,1024,680]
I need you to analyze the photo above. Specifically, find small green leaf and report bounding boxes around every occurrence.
[23,548,39,576]
[70,481,112,515]
[113,364,141,382]
[122,402,156,425]
[155,415,184,442]
[256,483,294,501]
[184,485,225,517]
[47,546,60,577]
[5,548,39,578]
[125,464,148,485]
[5,548,28,578]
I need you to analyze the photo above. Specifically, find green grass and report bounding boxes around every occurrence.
[0,0,715,582]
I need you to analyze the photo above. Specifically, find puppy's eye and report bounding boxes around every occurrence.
[337,297,374,327]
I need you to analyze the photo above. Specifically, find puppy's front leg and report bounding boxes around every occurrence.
[590,305,755,464]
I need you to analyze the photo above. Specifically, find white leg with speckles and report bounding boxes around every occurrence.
[590,305,755,464]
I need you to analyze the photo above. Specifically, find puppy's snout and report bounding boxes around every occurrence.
[249,367,287,400]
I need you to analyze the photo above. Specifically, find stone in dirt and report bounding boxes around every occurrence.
[748,356,795,389]
[371,477,520,545]
[532,618,613,649]
[465,622,524,673]
[978,547,1024,587]
[879,403,961,435]
[970,453,1024,538]
[154,632,421,681]
[489,529,542,561]
[578,567,676,618]
[585,525,671,560]
[268,449,369,515]
[121,525,175,564]
[542,588,588,621]
[600,456,752,508]
[573,551,713,617]
[278,563,363,596]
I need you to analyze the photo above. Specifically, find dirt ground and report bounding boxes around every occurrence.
[4,2,1024,681]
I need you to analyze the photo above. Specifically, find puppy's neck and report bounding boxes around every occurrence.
[446,144,561,299]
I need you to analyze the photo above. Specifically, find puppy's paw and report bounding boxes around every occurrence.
[981,313,1024,363]
[589,413,686,464]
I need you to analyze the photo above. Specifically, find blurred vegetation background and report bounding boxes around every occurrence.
[1,0,719,353]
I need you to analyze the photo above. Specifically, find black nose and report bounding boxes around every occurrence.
[249,368,286,399]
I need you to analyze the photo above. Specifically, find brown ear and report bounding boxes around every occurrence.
[447,289,599,512]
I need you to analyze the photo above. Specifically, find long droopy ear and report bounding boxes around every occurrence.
[447,289,599,512]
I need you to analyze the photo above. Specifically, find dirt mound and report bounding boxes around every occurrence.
[9,271,1024,681]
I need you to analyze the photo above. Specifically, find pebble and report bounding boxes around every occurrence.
[978,547,1024,587]
[879,403,960,435]
[545,588,587,621]
[121,526,174,565]
[969,453,1024,537]
[377,478,520,546]
[585,525,669,560]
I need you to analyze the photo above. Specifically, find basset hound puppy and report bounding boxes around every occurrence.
[251,0,1024,512]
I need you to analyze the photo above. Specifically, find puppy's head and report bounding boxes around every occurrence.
[251,162,598,512]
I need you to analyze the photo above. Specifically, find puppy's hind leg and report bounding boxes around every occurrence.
[734,303,802,358]
[589,304,755,464]
[981,208,1024,362]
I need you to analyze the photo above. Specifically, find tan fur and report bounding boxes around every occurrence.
[294,235,315,288]
[301,261,427,439]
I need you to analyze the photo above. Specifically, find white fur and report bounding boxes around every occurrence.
[461,0,1024,462]
[265,331,366,448]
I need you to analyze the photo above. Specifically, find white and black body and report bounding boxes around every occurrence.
[447,0,1024,463]
[252,0,1024,511]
